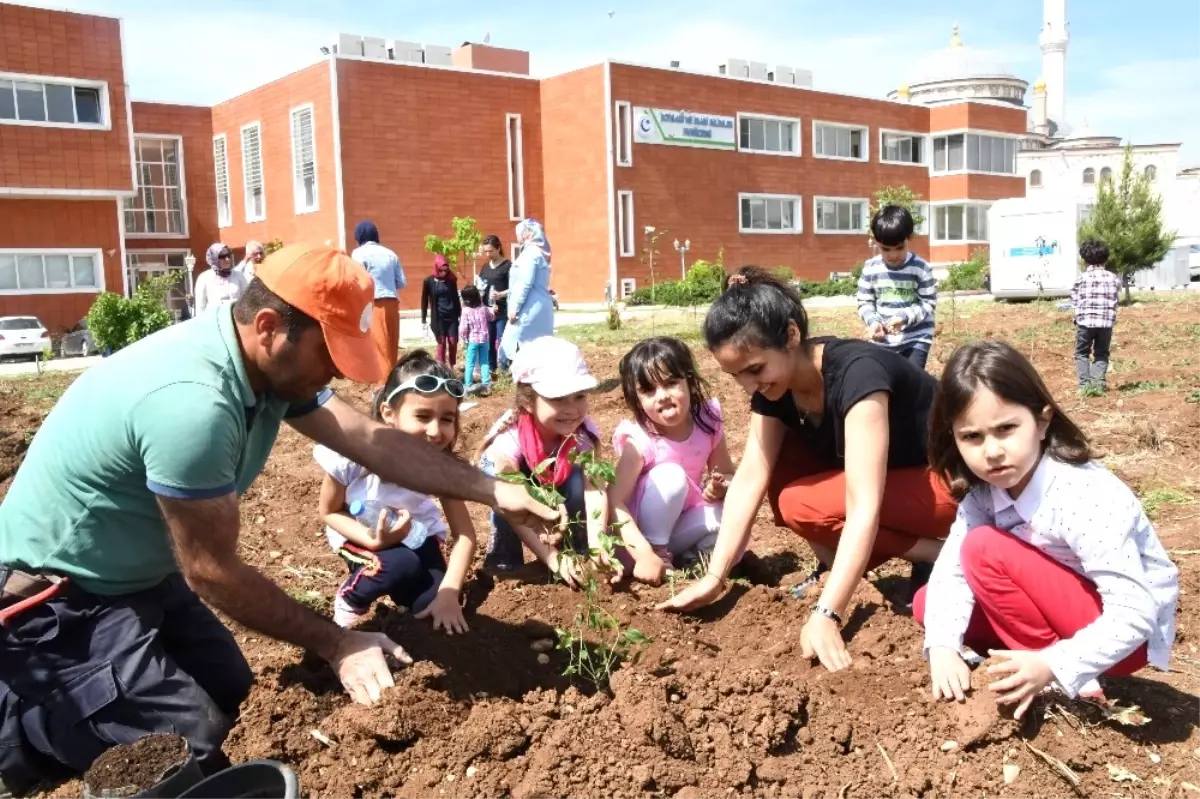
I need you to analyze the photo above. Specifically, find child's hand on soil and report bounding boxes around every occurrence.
[632,549,666,586]
[656,573,724,612]
[868,321,886,341]
[929,647,972,702]
[986,648,1054,719]
[800,612,852,672]
[374,508,412,549]
[703,472,731,502]
[548,550,583,589]
[414,588,469,635]
[594,547,625,584]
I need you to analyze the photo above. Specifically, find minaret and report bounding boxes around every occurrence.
[1039,0,1068,126]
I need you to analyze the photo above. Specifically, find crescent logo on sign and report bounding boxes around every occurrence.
[359,302,373,333]
[638,116,653,134]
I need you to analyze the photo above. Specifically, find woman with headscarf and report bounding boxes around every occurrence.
[351,220,406,371]
[421,255,462,367]
[236,240,265,283]
[193,242,247,316]
[499,219,555,361]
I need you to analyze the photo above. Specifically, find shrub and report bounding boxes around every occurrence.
[796,263,864,298]
[627,257,727,307]
[940,248,989,292]
[86,272,178,353]
[263,237,285,256]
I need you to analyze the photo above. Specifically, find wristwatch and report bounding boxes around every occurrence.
[811,605,843,625]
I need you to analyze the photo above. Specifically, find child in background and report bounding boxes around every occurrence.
[459,285,495,395]
[610,337,734,583]
[315,350,479,633]
[857,205,937,369]
[1071,237,1121,392]
[916,340,1178,717]
[478,336,612,587]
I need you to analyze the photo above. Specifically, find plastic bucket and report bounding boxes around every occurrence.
[83,751,203,799]
[177,761,299,799]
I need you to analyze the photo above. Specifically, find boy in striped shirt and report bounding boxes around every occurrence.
[856,205,938,369]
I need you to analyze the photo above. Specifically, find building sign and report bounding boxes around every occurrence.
[633,107,736,149]
[1008,241,1059,257]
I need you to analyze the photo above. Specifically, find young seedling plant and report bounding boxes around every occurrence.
[499,439,650,691]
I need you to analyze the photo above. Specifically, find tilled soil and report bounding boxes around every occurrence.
[13,299,1200,798]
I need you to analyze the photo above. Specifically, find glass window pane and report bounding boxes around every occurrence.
[169,210,183,233]
[850,129,862,159]
[741,199,751,229]
[0,255,16,290]
[140,139,163,163]
[750,199,766,229]
[74,87,101,124]
[45,83,74,123]
[781,199,794,230]
[782,123,794,152]
[44,255,70,288]
[749,119,765,151]
[948,135,964,170]
[948,206,964,240]
[739,117,750,149]
[766,199,782,229]
[17,255,45,289]
[0,80,14,120]
[933,137,947,171]
[72,255,97,287]
[15,82,45,121]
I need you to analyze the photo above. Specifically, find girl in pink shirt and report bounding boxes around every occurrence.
[610,337,736,583]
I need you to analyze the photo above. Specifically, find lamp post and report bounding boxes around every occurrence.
[673,238,690,279]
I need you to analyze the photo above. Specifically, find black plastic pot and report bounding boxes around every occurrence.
[83,751,203,799]
[177,760,299,799]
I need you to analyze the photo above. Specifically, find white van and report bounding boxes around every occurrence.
[987,197,1080,300]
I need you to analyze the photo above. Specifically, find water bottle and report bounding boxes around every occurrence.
[348,499,430,550]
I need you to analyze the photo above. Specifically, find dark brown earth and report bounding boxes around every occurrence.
[11,297,1200,798]
[82,733,190,797]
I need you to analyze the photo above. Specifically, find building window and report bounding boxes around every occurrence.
[0,250,102,293]
[814,197,868,234]
[933,204,990,242]
[290,104,318,214]
[915,203,930,236]
[1099,166,1112,183]
[615,101,632,167]
[1082,167,1095,185]
[213,134,231,228]
[506,113,524,221]
[1144,165,1157,181]
[880,131,926,165]
[739,194,802,234]
[739,114,800,155]
[813,122,867,161]
[241,123,265,222]
[0,73,106,128]
[617,191,635,256]
[620,278,636,298]
[1029,169,1043,188]
[124,137,186,237]
[1077,204,1094,224]
[932,133,1017,174]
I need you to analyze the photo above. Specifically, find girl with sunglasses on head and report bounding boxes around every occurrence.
[314,350,479,633]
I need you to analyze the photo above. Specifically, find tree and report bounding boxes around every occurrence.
[870,185,926,232]
[86,272,179,353]
[1078,145,1176,304]
[424,216,483,279]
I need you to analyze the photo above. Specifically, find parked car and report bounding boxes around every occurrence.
[0,316,52,360]
[60,318,97,358]
[1189,243,1200,281]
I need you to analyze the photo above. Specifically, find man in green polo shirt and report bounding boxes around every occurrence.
[0,243,558,794]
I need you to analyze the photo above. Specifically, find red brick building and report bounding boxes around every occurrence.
[1,4,1026,331]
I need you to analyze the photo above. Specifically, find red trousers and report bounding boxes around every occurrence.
[913,525,1147,674]
[768,434,958,568]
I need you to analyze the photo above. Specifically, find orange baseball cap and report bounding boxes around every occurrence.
[255,242,388,384]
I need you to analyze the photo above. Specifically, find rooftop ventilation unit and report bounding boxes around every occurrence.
[362,36,387,59]
[794,68,814,88]
[670,60,680,68]
[718,58,749,78]
[336,33,363,57]
[388,39,424,63]
[771,65,795,85]
[747,61,769,81]
[423,44,452,65]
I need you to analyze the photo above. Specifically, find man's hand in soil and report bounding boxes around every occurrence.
[655,573,724,612]
[986,648,1054,720]
[331,630,413,706]
[415,588,469,635]
[929,647,972,702]
[493,480,563,537]
[800,612,852,672]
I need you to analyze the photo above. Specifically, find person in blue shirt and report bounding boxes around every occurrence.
[351,220,406,371]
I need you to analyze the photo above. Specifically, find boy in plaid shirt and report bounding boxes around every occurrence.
[459,285,495,395]
[1072,238,1122,391]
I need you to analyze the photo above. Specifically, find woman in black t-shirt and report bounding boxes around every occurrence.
[477,235,512,372]
[658,266,957,673]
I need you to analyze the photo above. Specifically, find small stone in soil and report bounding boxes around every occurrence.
[466,766,478,778]
[1003,763,1020,784]
[530,639,554,653]
[941,740,959,752]
[537,653,550,665]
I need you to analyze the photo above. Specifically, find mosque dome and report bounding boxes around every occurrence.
[889,24,1027,107]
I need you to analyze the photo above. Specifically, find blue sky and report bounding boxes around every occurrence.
[28,0,1200,163]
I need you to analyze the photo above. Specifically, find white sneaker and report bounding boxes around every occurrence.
[333,596,366,628]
